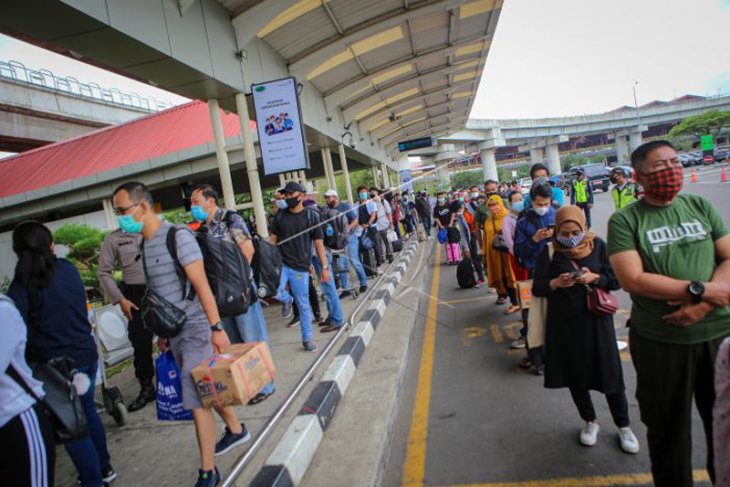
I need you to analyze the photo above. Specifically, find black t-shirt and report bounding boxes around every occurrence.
[270,208,323,272]
[433,203,452,227]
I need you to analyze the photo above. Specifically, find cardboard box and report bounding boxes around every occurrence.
[516,280,533,309]
[192,342,276,408]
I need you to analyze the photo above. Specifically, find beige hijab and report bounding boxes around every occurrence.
[553,205,596,260]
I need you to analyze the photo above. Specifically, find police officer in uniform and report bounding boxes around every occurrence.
[570,168,594,228]
[610,167,640,211]
[98,229,154,412]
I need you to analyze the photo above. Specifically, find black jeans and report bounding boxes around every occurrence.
[123,284,154,383]
[370,226,385,266]
[629,329,725,487]
[569,387,630,427]
[0,403,55,487]
[576,202,592,228]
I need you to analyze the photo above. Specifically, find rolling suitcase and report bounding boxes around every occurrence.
[361,247,377,277]
[457,258,477,288]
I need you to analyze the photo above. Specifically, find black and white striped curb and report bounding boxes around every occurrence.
[250,241,419,487]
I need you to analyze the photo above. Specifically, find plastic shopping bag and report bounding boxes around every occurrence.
[155,351,193,421]
[437,228,447,244]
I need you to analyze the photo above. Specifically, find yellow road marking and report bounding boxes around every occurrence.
[441,295,491,305]
[490,324,504,343]
[502,325,520,341]
[445,469,710,486]
[462,326,487,346]
[402,249,441,486]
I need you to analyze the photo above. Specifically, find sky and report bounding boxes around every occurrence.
[471,0,730,119]
[0,0,728,131]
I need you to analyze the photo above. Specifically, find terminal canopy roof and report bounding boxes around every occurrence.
[223,0,502,153]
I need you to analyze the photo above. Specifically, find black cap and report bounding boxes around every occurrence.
[283,181,306,194]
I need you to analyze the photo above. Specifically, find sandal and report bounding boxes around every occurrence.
[505,305,520,314]
[496,297,507,305]
[518,357,533,369]
[247,391,273,406]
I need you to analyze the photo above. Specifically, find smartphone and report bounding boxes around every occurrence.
[570,269,584,279]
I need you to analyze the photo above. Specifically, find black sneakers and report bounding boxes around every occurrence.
[214,423,251,457]
[194,467,220,487]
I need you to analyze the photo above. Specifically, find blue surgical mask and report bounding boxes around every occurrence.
[556,232,585,248]
[359,192,368,200]
[190,205,208,222]
[458,196,465,202]
[511,201,524,213]
[117,207,143,234]
[275,199,288,209]
[438,197,446,204]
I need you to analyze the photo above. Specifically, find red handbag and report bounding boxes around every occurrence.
[572,262,619,316]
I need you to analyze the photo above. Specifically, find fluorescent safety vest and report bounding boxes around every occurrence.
[573,180,589,203]
[612,182,637,210]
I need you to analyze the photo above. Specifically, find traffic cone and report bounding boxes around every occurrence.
[722,166,728,183]
[691,169,698,183]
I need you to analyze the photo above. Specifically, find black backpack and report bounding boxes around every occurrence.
[190,212,254,317]
[320,207,349,250]
[252,235,282,298]
[457,257,477,289]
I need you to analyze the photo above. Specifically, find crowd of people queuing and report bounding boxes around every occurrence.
[429,140,730,487]
[0,174,420,486]
[1,140,730,486]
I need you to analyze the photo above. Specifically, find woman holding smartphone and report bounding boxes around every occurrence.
[532,205,639,454]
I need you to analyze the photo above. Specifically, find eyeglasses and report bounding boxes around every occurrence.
[112,203,139,216]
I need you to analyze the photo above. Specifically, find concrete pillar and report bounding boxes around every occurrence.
[480,148,498,182]
[436,162,449,188]
[298,170,307,184]
[629,130,643,152]
[278,174,286,188]
[338,144,353,204]
[234,93,268,238]
[529,147,544,164]
[615,135,630,164]
[325,150,336,189]
[207,99,236,210]
[321,148,332,189]
[546,143,562,175]
[371,166,380,187]
[381,162,391,188]
[101,198,116,230]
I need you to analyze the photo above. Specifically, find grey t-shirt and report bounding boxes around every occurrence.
[143,223,208,329]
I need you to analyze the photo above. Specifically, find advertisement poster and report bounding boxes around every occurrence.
[400,169,413,192]
[251,77,310,175]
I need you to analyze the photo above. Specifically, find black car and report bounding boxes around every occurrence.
[567,163,611,192]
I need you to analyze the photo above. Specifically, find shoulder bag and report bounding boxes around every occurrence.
[572,261,619,316]
[491,218,509,253]
[526,243,554,349]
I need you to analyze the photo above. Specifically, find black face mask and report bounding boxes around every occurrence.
[326,201,337,209]
[286,196,300,209]
[610,175,619,184]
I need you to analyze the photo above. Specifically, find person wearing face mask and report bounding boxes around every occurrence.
[190,184,275,405]
[97,210,153,412]
[513,182,556,372]
[356,185,382,275]
[533,205,639,454]
[110,182,251,487]
[415,191,433,237]
[324,189,367,295]
[484,195,519,311]
[570,168,594,228]
[475,180,500,249]
[463,186,485,284]
[502,191,529,283]
[609,167,639,211]
[608,140,730,487]
[371,187,395,265]
[434,191,458,263]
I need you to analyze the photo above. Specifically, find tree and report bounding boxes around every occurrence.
[669,109,730,139]
[52,224,108,290]
[452,169,483,188]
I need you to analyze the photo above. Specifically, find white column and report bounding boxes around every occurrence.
[629,130,643,152]
[546,143,562,175]
[324,148,336,189]
[381,162,391,188]
[371,166,380,187]
[234,93,268,238]
[101,198,116,230]
[338,144,353,204]
[529,147,544,164]
[480,148,498,182]
[207,99,236,210]
[298,170,307,184]
[321,148,332,188]
[278,174,286,187]
[615,135,630,164]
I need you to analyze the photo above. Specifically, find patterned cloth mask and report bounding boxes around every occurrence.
[644,165,683,202]
[556,231,585,248]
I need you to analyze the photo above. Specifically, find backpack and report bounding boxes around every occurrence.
[252,236,282,298]
[457,257,477,288]
[193,212,254,317]
[320,206,349,250]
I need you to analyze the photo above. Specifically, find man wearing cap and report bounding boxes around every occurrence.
[415,191,433,237]
[610,167,640,211]
[571,168,594,228]
[269,182,333,351]
[324,189,368,295]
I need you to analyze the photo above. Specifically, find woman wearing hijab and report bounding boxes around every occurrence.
[483,195,519,313]
[532,206,639,454]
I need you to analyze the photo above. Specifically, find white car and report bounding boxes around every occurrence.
[519,178,533,196]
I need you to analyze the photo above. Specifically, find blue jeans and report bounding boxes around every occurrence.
[222,288,275,395]
[65,362,111,487]
[275,265,313,342]
[347,232,368,287]
[312,253,345,326]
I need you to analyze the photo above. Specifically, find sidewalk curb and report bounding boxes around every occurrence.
[250,241,420,487]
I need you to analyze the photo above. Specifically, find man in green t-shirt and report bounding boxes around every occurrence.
[608,140,730,487]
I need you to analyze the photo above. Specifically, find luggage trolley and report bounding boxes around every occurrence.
[331,248,359,299]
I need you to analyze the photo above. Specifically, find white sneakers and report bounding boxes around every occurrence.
[578,422,640,454]
[618,427,640,454]
[579,421,600,446]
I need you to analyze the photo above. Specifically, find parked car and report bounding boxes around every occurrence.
[518,178,532,196]
[678,153,694,168]
[567,163,611,192]
[713,146,729,163]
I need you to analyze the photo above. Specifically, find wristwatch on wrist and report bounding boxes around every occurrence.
[688,281,705,304]
[210,322,225,332]
[322,263,329,270]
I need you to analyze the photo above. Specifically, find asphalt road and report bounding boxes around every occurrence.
[384,166,729,487]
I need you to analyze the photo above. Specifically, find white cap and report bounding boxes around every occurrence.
[324,189,339,198]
